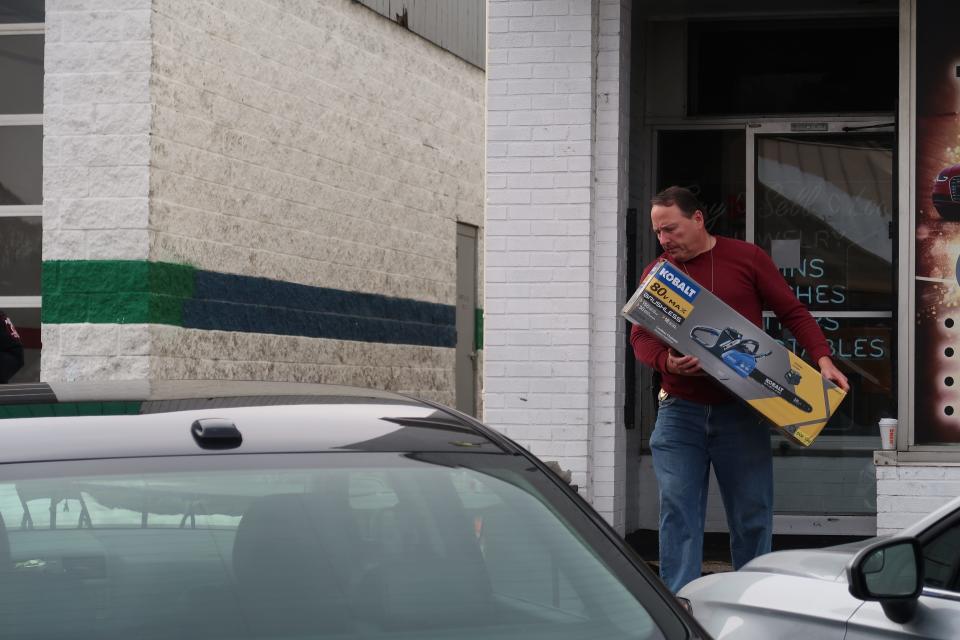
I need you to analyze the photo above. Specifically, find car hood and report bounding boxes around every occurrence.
[737,537,884,582]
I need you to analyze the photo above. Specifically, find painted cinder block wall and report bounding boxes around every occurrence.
[876,463,960,535]
[41,0,484,406]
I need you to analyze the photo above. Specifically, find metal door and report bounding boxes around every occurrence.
[455,223,478,415]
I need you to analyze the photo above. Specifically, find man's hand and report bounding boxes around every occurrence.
[817,356,849,392]
[666,348,704,376]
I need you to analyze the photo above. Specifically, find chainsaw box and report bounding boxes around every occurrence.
[622,258,846,447]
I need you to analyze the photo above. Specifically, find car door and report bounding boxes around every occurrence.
[844,509,960,639]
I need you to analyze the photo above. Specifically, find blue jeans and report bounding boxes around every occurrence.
[650,395,773,593]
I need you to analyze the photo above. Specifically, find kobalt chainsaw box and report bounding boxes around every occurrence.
[621,259,846,447]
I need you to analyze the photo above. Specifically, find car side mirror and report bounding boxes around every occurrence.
[846,538,923,624]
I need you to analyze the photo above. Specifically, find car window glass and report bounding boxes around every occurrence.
[451,468,588,617]
[923,521,960,591]
[0,456,666,640]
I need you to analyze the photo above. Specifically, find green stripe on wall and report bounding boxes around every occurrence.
[41,261,195,325]
[475,307,483,350]
[0,401,142,420]
[40,260,469,351]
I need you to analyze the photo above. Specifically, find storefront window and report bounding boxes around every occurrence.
[0,9,43,383]
[0,1,43,24]
[0,216,41,296]
[755,134,895,311]
[755,131,896,444]
[764,316,895,438]
[0,34,42,114]
[0,125,41,204]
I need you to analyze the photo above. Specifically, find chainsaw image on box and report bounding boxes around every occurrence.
[690,326,813,413]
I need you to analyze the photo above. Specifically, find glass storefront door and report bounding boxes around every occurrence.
[749,123,896,521]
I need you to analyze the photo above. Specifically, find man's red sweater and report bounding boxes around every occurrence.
[630,236,832,405]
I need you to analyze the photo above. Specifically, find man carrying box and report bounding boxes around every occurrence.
[630,186,849,593]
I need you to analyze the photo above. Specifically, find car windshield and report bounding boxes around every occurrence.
[0,452,666,640]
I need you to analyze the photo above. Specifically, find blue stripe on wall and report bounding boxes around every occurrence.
[184,271,456,348]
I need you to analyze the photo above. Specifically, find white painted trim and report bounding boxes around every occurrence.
[875,450,960,465]
[745,120,894,135]
[0,115,42,126]
[0,296,41,308]
[746,124,756,242]
[0,206,41,217]
[0,24,43,35]
[899,0,917,453]
[773,514,877,536]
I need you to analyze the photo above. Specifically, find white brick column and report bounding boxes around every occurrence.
[590,0,630,531]
[486,0,631,531]
[485,0,595,492]
[42,1,153,381]
[43,1,152,262]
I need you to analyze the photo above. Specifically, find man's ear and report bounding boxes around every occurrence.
[693,209,705,225]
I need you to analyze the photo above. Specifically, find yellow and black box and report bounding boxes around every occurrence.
[622,259,846,447]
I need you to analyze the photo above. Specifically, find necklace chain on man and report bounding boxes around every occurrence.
[678,238,715,293]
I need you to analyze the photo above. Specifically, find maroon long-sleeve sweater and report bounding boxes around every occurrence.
[630,236,832,405]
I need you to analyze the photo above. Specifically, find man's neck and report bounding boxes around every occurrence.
[685,235,715,261]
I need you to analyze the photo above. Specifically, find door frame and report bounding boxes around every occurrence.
[645,116,896,535]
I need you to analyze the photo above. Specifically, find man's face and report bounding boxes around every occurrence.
[651,203,707,262]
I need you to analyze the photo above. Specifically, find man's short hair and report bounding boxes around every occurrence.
[651,186,702,218]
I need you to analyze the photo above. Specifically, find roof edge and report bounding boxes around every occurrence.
[1,380,414,404]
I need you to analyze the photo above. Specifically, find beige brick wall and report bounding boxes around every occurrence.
[42,0,483,406]
[150,327,456,405]
[149,0,484,304]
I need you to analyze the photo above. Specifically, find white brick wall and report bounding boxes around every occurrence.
[876,464,960,534]
[41,324,150,381]
[149,327,457,405]
[42,1,154,379]
[486,0,631,531]
[486,0,596,495]
[43,0,152,261]
[42,323,456,402]
[589,0,630,532]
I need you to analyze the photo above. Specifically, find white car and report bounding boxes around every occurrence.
[679,496,960,639]
[0,380,709,640]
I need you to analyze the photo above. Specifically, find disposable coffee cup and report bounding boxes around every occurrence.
[878,418,897,450]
